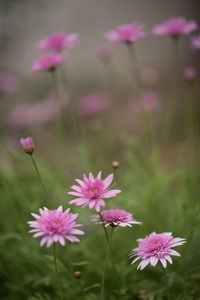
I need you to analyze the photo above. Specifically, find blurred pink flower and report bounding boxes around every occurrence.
[92,208,141,227]
[97,46,113,62]
[8,89,69,127]
[184,67,197,81]
[77,93,109,116]
[28,206,84,247]
[31,53,66,72]
[38,32,78,52]
[0,74,17,94]
[152,17,198,37]
[68,172,121,212]
[130,232,186,270]
[129,90,160,113]
[191,35,200,49]
[141,68,159,85]
[105,22,146,43]
[20,136,34,154]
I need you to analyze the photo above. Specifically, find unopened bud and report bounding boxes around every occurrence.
[20,137,34,155]
[112,161,119,169]
[74,271,81,279]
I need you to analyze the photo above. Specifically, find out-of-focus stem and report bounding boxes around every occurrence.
[163,268,170,300]
[53,243,64,300]
[127,43,141,96]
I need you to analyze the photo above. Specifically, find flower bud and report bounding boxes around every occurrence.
[20,137,34,154]
[74,271,81,279]
[112,161,119,169]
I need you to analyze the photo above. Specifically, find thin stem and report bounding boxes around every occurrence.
[98,212,109,242]
[30,155,50,204]
[127,43,141,96]
[53,243,64,300]
[163,268,170,300]
[101,227,114,300]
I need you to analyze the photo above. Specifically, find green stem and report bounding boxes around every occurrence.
[30,155,49,204]
[101,227,114,300]
[53,243,64,300]
[163,268,170,300]
[99,212,109,242]
[127,43,141,96]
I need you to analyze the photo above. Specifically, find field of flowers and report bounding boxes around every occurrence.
[0,4,200,300]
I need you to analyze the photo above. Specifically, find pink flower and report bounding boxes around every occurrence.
[191,35,200,49]
[129,90,160,113]
[68,172,121,212]
[152,17,198,37]
[8,89,69,128]
[105,22,146,43]
[31,53,66,72]
[97,46,113,62]
[0,74,17,94]
[77,93,109,116]
[129,232,186,270]
[184,67,197,81]
[28,206,84,247]
[38,32,78,52]
[92,209,141,227]
[20,136,34,154]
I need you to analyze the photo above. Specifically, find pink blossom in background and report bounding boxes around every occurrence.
[28,206,84,247]
[129,90,160,113]
[38,32,78,52]
[77,93,109,116]
[31,53,66,72]
[191,35,200,49]
[97,46,113,62]
[20,136,34,154]
[92,208,141,227]
[184,67,197,81]
[141,68,159,85]
[0,74,17,94]
[105,22,146,43]
[68,172,121,212]
[129,232,186,270]
[152,17,198,37]
[8,89,69,127]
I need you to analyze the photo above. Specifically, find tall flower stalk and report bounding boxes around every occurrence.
[127,43,141,96]
[53,243,64,300]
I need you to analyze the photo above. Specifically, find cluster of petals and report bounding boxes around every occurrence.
[68,172,121,212]
[93,208,141,227]
[191,35,200,49]
[28,206,84,247]
[20,136,34,154]
[38,32,78,52]
[184,67,197,81]
[31,53,66,72]
[152,17,198,37]
[77,93,109,116]
[105,22,146,43]
[129,232,186,270]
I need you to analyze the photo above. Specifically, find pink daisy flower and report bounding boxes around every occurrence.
[191,35,200,49]
[152,17,198,37]
[68,172,121,212]
[92,208,142,227]
[129,232,186,270]
[20,136,34,154]
[105,22,146,43]
[28,206,84,247]
[31,53,66,72]
[38,32,78,52]
[184,67,197,81]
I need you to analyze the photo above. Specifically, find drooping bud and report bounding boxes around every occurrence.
[20,136,34,154]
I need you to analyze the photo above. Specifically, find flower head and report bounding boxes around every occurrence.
[129,232,186,270]
[184,67,197,81]
[38,32,78,52]
[105,22,146,43]
[20,136,34,154]
[191,35,200,49]
[93,208,141,227]
[152,17,198,37]
[129,90,160,113]
[68,172,121,212]
[77,93,109,116]
[28,206,84,247]
[31,53,66,72]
